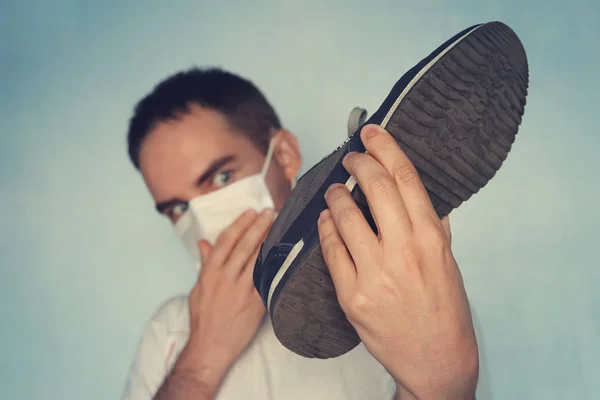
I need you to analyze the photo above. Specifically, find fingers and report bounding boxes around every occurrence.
[360,125,438,225]
[318,209,356,301]
[239,246,264,294]
[207,209,261,270]
[198,240,212,264]
[324,183,379,270]
[222,209,275,278]
[198,239,210,264]
[342,151,411,243]
[441,216,452,246]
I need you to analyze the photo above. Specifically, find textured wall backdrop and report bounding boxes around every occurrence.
[1,0,599,399]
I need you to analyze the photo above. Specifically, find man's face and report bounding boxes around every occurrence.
[138,104,301,224]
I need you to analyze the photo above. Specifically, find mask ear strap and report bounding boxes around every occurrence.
[261,137,277,177]
[290,176,297,190]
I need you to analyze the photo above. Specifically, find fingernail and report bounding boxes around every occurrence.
[361,125,379,139]
[244,209,257,217]
[319,209,332,222]
[343,152,357,162]
[261,208,275,217]
[197,239,208,254]
[325,183,343,194]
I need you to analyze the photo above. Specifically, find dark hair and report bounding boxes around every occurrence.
[127,67,282,169]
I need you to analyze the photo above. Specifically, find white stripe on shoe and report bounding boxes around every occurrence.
[267,239,305,313]
[380,24,483,129]
[267,23,485,311]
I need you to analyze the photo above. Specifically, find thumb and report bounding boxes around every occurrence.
[198,240,213,264]
[440,216,452,247]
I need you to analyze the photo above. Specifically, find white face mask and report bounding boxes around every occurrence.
[174,138,294,269]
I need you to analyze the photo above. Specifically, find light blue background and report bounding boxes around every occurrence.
[1,0,598,399]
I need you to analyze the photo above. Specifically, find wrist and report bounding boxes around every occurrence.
[172,339,230,396]
[393,353,479,400]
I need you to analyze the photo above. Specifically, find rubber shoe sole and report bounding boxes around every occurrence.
[254,21,529,359]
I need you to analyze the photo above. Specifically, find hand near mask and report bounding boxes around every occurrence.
[155,209,275,399]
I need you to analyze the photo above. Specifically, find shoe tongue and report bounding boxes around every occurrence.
[259,107,367,265]
[260,144,348,261]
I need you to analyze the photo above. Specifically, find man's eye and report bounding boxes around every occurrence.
[213,170,232,188]
[170,203,188,218]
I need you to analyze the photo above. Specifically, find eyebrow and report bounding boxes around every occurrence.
[155,155,236,214]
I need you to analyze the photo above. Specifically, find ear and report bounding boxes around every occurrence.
[272,129,302,181]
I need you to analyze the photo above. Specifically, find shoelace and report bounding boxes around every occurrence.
[346,107,368,137]
[315,107,369,164]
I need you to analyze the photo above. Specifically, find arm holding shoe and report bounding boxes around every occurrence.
[318,125,479,400]
[154,209,275,400]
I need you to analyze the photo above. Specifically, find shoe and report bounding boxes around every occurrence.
[254,21,529,358]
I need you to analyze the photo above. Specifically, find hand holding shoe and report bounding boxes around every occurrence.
[318,125,478,400]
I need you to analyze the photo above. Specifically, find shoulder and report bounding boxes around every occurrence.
[132,293,189,357]
[133,294,189,362]
[148,294,189,330]
[121,295,190,399]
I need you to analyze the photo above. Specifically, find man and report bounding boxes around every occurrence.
[122,67,478,399]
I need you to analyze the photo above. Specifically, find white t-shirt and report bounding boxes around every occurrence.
[121,295,396,399]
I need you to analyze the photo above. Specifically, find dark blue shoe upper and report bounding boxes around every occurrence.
[253,23,484,309]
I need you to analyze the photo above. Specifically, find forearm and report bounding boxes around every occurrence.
[392,342,479,400]
[153,342,227,400]
[394,384,476,400]
[393,376,477,400]
[154,368,216,400]
[393,359,478,400]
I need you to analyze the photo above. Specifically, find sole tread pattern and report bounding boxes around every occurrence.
[272,21,529,358]
[272,244,361,358]
[391,24,528,219]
